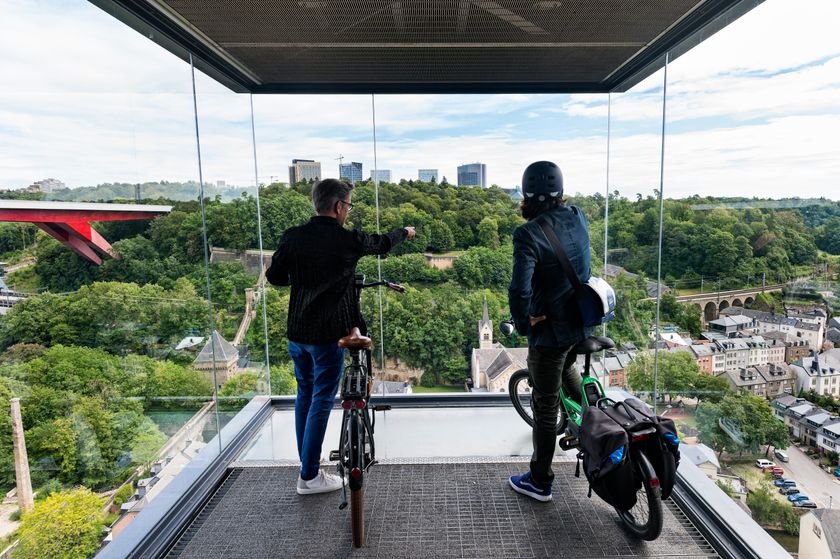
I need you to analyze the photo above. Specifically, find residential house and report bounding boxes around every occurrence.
[785,402,816,439]
[799,509,840,559]
[681,443,720,481]
[800,409,835,449]
[770,393,804,421]
[716,338,751,371]
[744,336,769,367]
[755,363,796,399]
[720,367,767,398]
[722,307,824,351]
[792,353,840,398]
[690,344,724,374]
[817,421,840,460]
[708,315,756,337]
[603,352,632,389]
[761,331,789,365]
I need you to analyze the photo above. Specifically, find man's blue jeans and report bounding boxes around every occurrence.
[288,340,344,480]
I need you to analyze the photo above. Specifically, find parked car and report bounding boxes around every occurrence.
[774,478,796,487]
[788,494,810,502]
[772,472,784,479]
[756,459,774,469]
[774,449,790,463]
[833,468,840,477]
[794,501,818,509]
[780,486,800,495]
[764,466,784,475]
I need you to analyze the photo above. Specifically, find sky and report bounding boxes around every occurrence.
[1,0,838,200]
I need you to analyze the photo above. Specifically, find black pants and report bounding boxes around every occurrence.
[528,344,581,487]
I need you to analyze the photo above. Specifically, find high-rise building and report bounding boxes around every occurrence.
[370,169,392,183]
[418,169,438,182]
[339,161,363,184]
[457,163,487,188]
[288,159,322,184]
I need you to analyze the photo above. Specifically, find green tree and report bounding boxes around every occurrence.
[129,418,168,465]
[428,220,455,253]
[14,488,106,559]
[477,217,500,249]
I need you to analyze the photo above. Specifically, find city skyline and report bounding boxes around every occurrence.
[0,0,838,199]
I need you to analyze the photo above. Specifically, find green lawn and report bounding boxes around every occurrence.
[411,385,465,393]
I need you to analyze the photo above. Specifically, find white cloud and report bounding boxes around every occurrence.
[0,0,837,200]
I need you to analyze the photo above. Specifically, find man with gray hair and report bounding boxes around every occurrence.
[267,178,415,494]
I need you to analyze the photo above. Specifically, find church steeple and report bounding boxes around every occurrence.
[479,296,493,349]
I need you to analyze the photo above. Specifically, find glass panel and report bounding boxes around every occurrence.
[0,1,222,553]
[600,67,668,404]
[657,2,839,553]
[190,69,272,434]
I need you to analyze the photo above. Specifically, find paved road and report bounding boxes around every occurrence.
[779,445,840,509]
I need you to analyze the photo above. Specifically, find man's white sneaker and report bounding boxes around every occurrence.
[296,470,343,495]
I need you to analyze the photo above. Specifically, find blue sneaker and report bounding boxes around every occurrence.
[509,472,552,502]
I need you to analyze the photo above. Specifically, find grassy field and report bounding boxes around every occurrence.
[411,385,465,393]
[5,266,39,291]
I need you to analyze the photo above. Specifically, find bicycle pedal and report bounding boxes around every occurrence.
[329,450,340,461]
[559,435,579,451]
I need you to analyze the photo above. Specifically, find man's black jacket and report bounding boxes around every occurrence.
[266,216,407,345]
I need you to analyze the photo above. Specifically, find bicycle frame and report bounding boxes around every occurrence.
[559,374,605,428]
[338,346,376,491]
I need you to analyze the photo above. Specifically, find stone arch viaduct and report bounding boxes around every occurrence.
[673,284,785,322]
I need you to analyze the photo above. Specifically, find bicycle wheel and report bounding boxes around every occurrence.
[348,412,365,547]
[617,448,663,541]
[508,369,566,435]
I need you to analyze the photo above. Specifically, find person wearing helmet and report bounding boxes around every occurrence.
[507,160,594,502]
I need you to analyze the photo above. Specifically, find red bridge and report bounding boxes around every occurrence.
[0,200,171,265]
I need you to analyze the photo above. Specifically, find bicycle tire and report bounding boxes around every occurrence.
[617,448,663,541]
[351,488,364,548]
[348,412,366,547]
[508,369,566,436]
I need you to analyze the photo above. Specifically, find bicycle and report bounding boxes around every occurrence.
[329,274,405,548]
[502,322,663,541]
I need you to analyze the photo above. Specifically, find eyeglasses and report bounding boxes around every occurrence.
[338,200,355,211]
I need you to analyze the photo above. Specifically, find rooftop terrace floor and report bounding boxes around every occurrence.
[166,458,718,559]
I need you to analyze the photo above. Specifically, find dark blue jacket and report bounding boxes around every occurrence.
[508,205,594,348]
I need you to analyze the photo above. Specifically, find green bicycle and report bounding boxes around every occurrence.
[502,322,664,541]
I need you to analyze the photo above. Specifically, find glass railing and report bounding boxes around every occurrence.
[1,0,838,557]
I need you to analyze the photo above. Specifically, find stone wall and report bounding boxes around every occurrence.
[210,247,272,276]
[424,254,456,270]
[377,357,424,384]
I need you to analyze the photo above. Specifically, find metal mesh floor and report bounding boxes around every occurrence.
[167,462,719,559]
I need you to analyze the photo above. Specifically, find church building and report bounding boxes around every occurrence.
[470,298,528,392]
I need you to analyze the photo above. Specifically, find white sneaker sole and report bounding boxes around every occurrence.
[509,478,552,502]
[296,483,343,495]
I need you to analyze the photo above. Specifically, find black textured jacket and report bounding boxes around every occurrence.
[508,205,594,347]
[265,216,408,345]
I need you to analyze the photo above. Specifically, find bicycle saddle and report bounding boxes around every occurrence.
[574,335,615,355]
[338,327,373,349]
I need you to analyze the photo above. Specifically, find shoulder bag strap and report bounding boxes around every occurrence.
[538,215,584,294]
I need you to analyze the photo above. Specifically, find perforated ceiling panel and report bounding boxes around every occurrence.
[92,0,761,93]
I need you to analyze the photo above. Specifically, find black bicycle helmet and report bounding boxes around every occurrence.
[522,161,563,201]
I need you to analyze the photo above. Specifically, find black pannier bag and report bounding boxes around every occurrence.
[604,398,681,500]
[579,406,637,511]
